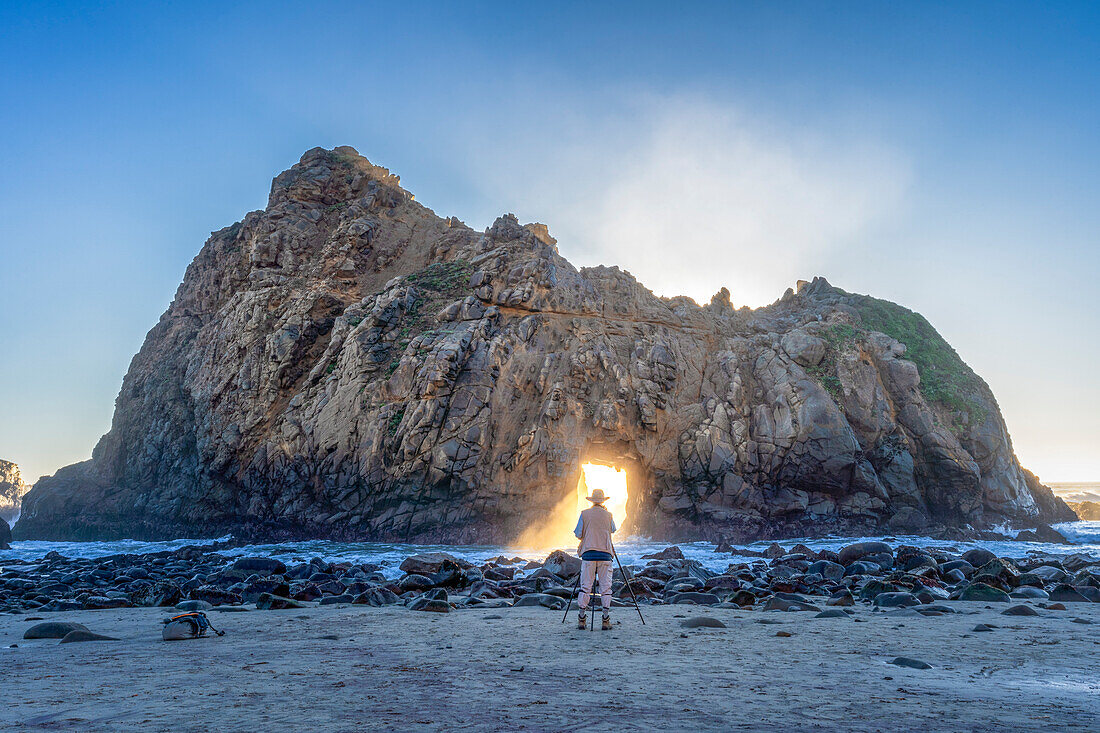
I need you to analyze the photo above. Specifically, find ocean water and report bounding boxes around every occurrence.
[3,521,1098,578]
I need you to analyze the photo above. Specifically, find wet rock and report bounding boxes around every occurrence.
[814,609,849,619]
[680,616,726,628]
[972,623,993,632]
[319,594,354,605]
[889,657,932,670]
[188,586,242,606]
[176,600,212,612]
[292,583,323,602]
[1048,584,1092,603]
[82,596,130,610]
[398,574,435,592]
[826,590,855,607]
[255,593,306,610]
[24,621,89,639]
[957,583,1009,603]
[1014,523,1069,544]
[230,557,287,576]
[241,577,290,602]
[962,549,997,568]
[353,588,400,606]
[763,596,821,612]
[60,630,119,643]
[1076,586,1100,603]
[874,592,920,608]
[726,590,757,608]
[1009,587,1049,599]
[642,546,685,561]
[838,542,892,565]
[512,593,566,609]
[775,631,793,637]
[1001,604,1040,616]
[408,597,450,613]
[666,591,721,606]
[542,550,582,578]
[399,553,470,576]
[807,560,845,581]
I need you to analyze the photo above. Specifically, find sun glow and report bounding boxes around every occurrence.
[512,461,630,551]
[577,462,628,528]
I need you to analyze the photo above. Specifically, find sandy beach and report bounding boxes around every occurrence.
[2,601,1097,732]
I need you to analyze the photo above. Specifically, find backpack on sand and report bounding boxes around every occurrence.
[162,611,225,641]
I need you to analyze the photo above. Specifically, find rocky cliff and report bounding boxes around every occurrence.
[15,146,1075,543]
[0,459,27,524]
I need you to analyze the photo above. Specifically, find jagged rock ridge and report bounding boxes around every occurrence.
[0,459,27,524]
[16,146,1075,542]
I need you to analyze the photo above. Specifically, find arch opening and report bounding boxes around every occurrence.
[512,455,635,551]
[576,462,629,530]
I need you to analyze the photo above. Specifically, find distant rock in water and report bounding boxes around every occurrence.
[1068,501,1100,520]
[0,459,27,524]
[15,146,1075,543]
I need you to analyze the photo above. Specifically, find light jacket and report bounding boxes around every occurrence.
[575,505,617,557]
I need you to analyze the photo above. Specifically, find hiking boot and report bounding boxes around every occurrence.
[577,613,587,630]
[601,615,612,631]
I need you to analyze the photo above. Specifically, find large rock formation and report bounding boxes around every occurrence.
[16,147,1075,543]
[0,459,27,524]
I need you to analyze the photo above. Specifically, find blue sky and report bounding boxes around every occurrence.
[1,1,1098,484]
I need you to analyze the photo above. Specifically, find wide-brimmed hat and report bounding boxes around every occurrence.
[586,488,609,504]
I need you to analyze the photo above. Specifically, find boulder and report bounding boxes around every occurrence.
[188,586,242,606]
[398,574,435,592]
[873,592,921,608]
[24,621,89,639]
[60,630,119,643]
[1047,584,1092,603]
[763,596,821,612]
[807,560,845,581]
[814,609,849,619]
[666,592,721,606]
[512,593,566,609]
[353,588,400,606]
[230,557,287,576]
[399,552,470,576]
[958,583,1010,603]
[542,550,582,578]
[408,597,450,613]
[838,541,892,565]
[1001,604,1040,616]
[889,657,932,670]
[642,546,685,561]
[961,548,997,568]
[1014,523,1069,544]
[680,616,726,628]
[255,593,306,610]
[0,517,10,549]
[175,599,212,612]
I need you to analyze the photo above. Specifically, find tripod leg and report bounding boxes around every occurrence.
[611,539,645,625]
[561,570,582,624]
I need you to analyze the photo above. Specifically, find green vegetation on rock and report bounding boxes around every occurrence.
[848,294,988,426]
[806,324,860,399]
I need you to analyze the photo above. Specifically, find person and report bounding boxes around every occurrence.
[573,487,617,630]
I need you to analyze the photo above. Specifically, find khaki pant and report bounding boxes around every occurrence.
[578,559,613,614]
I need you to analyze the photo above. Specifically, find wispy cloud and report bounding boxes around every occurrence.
[465,94,910,306]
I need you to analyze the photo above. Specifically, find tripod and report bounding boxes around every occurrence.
[561,540,646,625]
